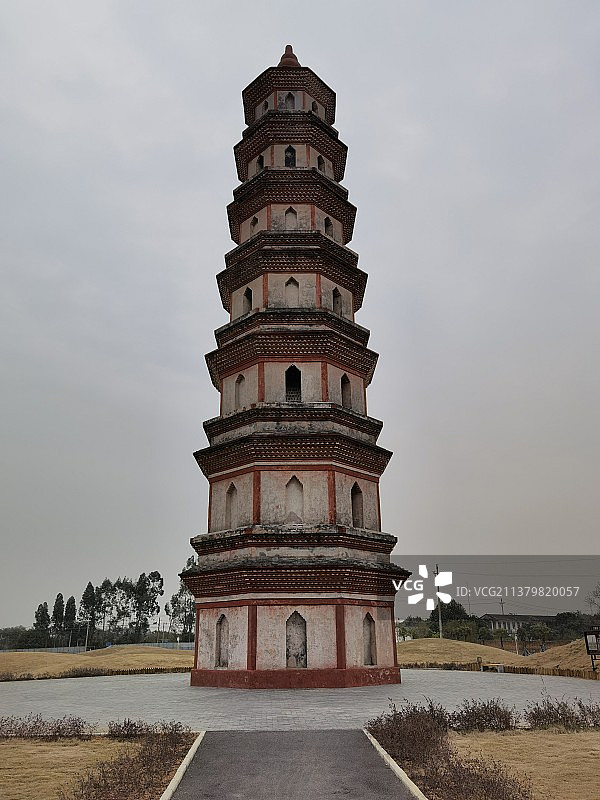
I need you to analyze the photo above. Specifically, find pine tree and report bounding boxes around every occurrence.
[33,602,50,631]
[80,582,96,627]
[51,593,64,631]
[64,596,76,632]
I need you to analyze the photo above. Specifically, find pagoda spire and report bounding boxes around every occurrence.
[278,44,301,68]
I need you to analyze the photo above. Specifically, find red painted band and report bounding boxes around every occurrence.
[190,666,401,689]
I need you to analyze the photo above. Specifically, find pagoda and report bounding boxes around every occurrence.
[181,46,409,688]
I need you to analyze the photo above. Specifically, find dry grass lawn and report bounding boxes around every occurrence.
[396,636,595,671]
[396,637,525,666]
[526,638,592,670]
[450,729,600,800]
[0,737,140,800]
[0,645,193,679]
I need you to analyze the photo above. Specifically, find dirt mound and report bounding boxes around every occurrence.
[396,637,524,666]
[0,645,193,678]
[526,638,592,671]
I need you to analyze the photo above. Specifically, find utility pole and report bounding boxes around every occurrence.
[84,618,90,652]
[499,598,505,616]
[435,564,443,639]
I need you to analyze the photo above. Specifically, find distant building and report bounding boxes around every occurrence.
[480,613,557,634]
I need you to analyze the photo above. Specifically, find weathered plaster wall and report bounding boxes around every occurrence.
[335,473,380,530]
[269,272,317,308]
[271,203,311,232]
[320,277,352,318]
[240,207,268,242]
[260,469,328,525]
[196,605,248,670]
[344,605,394,668]
[210,471,254,531]
[327,365,364,413]
[221,364,259,415]
[255,604,337,669]
[231,276,263,319]
[263,360,321,403]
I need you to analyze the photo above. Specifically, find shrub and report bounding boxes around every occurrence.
[524,694,600,730]
[368,702,532,800]
[368,699,450,765]
[450,698,519,732]
[59,721,194,800]
[0,714,94,739]
[107,719,156,739]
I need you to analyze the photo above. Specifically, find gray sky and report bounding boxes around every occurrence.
[1,2,599,627]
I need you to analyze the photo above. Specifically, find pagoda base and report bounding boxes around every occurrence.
[190,666,401,689]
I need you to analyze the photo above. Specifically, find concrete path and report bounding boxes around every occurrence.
[171,730,415,800]
[2,669,599,730]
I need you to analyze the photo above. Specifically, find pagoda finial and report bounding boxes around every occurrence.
[278,45,300,68]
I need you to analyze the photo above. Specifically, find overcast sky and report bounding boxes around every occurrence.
[1,2,599,627]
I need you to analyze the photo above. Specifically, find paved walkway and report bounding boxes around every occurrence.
[1,669,599,730]
[171,731,415,800]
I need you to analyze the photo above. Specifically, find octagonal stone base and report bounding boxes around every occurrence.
[190,666,401,689]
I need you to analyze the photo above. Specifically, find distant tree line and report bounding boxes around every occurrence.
[397,593,600,650]
[0,558,196,650]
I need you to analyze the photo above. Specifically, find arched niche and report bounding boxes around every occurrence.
[341,374,351,409]
[363,613,376,666]
[285,276,299,307]
[285,207,297,230]
[225,483,238,529]
[285,365,302,402]
[285,475,304,523]
[286,611,307,668]
[234,374,245,410]
[215,614,229,668]
[351,482,363,528]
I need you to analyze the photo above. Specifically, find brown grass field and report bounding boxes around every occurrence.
[0,645,193,678]
[526,637,591,670]
[0,738,141,800]
[396,636,595,671]
[396,637,526,666]
[450,729,600,800]
[0,637,593,680]
[2,731,598,800]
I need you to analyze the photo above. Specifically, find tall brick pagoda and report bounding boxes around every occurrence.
[182,46,409,688]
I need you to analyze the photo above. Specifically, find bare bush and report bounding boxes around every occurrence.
[524,693,599,730]
[450,698,519,732]
[107,719,156,739]
[0,714,95,739]
[59,722,194,800]
[368,702,532,800]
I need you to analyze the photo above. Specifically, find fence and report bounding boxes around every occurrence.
[1,642,195,654]
[400,660,599,681]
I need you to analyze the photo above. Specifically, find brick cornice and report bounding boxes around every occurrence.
[227,169,357,244]
[205,329,379,388]
[234,112,348,181]
[214,308,370,348]
[181,558,408,598]
[242,67,336,125]
[225,230,359,270]
[190,524,398,556]
[203,403,383,442]
[193,431,393,478]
